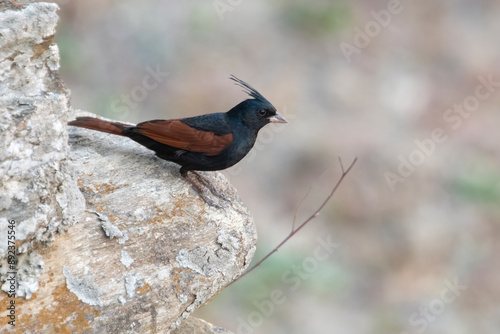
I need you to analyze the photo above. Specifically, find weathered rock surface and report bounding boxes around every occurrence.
[173,316,234,334]
[0,2,256,333]
[0,1,84,300]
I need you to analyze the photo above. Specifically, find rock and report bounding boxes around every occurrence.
[45,115,255,333]
[0,1,84,300]
[0,2,256,333]
[173,316,234,334]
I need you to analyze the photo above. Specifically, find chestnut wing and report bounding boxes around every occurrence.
[133,120,233,156]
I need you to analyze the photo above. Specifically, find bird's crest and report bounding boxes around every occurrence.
[230,75,273,107]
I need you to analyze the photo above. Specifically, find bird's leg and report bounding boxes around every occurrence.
[180,168,220,207]
[190,171,228,201]
[190,170,210,185]
[180,168,204,193]
[180,168,228,205]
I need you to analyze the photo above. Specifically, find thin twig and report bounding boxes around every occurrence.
[292,166,337,231]
[227,157,358,287]
[291,185,313,232]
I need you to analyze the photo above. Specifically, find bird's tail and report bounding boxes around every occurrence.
[68,116,129,136]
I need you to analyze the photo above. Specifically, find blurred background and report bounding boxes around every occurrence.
[53,0,500,333]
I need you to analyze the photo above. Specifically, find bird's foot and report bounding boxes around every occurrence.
[185,171,227,207]
[187,178,220,207]
[190,171,228,200]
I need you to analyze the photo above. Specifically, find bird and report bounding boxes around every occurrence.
[68,75,287,197]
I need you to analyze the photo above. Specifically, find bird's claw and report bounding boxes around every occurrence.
[186,171,227,208]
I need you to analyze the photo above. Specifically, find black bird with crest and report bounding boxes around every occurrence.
[68,75,287,185]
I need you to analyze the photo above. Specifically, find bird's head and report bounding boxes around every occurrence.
[228,75,287,131]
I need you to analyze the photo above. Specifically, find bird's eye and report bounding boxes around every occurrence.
[258,109,267,117]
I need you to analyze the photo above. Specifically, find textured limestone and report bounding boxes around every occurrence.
[173,317,234,334]
[0,2,84,300]
[59,116,256,332]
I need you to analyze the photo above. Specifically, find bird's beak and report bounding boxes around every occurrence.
[268,113,287,124]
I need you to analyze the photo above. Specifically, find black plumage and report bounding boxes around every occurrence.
[68,76,287,179]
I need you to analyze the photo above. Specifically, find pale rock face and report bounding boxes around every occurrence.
[0,2,84,300]
[66,119,256,332]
